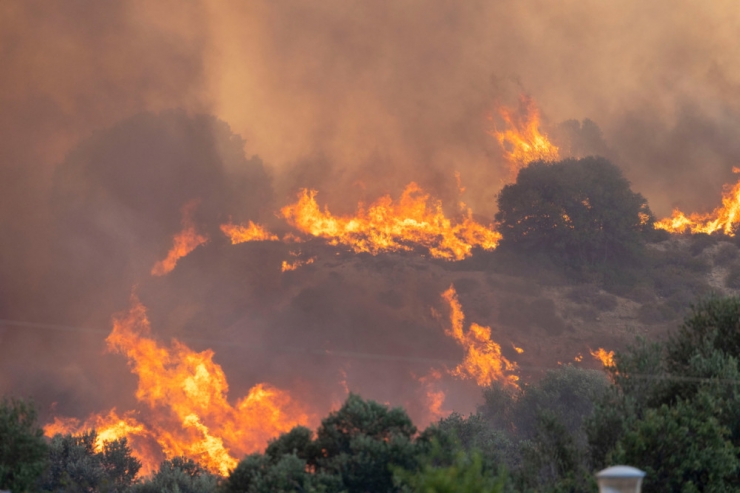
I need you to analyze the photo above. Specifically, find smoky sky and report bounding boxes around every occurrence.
[3,0,740,426]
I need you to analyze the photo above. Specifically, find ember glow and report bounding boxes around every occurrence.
[152,201,209,276]
[280,182,501,261]
[45,297,311,476]
[281,257,315,272]
[220,221,279,244]
[441,285,518,387]
[491,95,560,178]
[590,347,615,368]
[655,170,740,236]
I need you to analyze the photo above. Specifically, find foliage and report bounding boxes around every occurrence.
[394,442,505,493]
[0,397,48,493]
[38,430,140,493]
[134,456,218,493]
[224,394,420,493]
[495,157,653,269]
[611,396,738,493]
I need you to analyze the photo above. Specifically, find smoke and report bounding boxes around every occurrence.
[3,0,740,436]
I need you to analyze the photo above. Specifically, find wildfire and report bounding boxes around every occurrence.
[280,182,501,261]
[491,95,559,178]
[441,285,518,387]
[281,257,315,272]
[590,347,615,368]
[45,296,311,476]
[220,221,279,244]
[152,200,208,276]
[416,369,450,426]
[655,170,740,235]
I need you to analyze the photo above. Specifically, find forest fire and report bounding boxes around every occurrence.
[151,201,209,276]
[590,348,615,367]
[44,297,311,476]
[280,182,501,260]
[491,95,560,178]
[281,256,315,272]
[441,285,518,387]
[220,221,279,244]
[655,170,740,235]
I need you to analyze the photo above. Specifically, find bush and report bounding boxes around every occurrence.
[725,263,740,289]
[38,430,140,493]
[0,398,48,493]
[714,243,739,266]
[134,456,218,493]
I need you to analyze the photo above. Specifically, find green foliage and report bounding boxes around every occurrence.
[134,456,218,493]
[394,442,505,493]
[224,394,420,493]
[611,396,738,492]
[516,412,595,493]
[221,453,338,493]
[0,397,48,493]
[495,157,653,269]
[38,430,140,493]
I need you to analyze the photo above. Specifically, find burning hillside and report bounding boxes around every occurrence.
[6,2,740,485]
[45,296,312,475]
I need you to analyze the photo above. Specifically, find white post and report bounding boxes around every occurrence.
[596,465,646,493]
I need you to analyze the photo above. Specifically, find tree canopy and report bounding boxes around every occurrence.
[0,397,48,493]
[495,157,653,268]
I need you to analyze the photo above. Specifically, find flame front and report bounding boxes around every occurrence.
[280,182,501,261]
[590,347,614,367]
[655,172,740,235]
[441,285,518,386]
[152,200,208,276]
[491,95,559,178]
[46,297,310,476]
[220,221,279,244]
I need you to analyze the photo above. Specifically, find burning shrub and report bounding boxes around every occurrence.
[495,157,653,270]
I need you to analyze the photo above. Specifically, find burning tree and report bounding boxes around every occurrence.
[495,157,654,269]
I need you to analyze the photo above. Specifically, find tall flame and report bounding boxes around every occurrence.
[280,182,501,261]
[491,95,559,178]
[441,285,518,386]
[152,200,209,276]
[590,347,614,368]
[45,297,310,476]
[220,221,279,244]
[655,170,740,235]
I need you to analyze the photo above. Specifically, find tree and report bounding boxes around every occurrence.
[495,157,653,268]
[134,456,218,493]
[223,394,421,493]
[38,430,140,493]
[394,442,505,493]
[0,397,48,493]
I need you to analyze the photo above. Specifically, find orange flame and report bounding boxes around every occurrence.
[441,285,518,386]
[220,221,279,244]
[152,200,208,276]
[416,369,450,426]
[491,95,559,178]
[590,347,614,367]
[46,297,311,476]
[281,257,315,272]
[655,171,740,235]
[280,182,501,261]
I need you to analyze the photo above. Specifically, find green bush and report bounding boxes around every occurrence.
[0,398,48,493]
